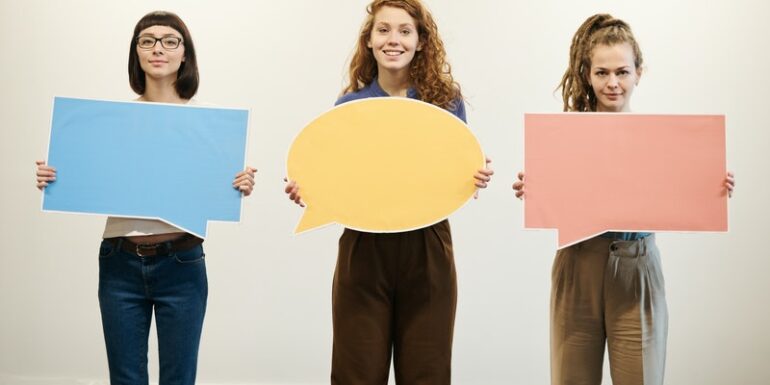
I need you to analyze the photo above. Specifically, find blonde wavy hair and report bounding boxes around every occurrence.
[343,0,462,111]
[558,14,643,112]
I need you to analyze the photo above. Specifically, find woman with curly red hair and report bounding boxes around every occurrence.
[285,1,492,383]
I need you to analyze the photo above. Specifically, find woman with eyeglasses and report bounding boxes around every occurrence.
[35,11,255,385]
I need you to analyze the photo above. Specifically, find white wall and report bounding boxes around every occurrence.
[1,0,769,384]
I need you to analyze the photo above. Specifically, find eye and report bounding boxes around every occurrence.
[400,29,411,35]
[162,37,180,48]
[617,69,630,76]
[594,70,607,77]
[137,37,155,47]
[378,27,389,33]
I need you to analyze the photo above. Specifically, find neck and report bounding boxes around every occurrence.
[139,76,186,104]
[597,105,631,113]
[376,68,411,97]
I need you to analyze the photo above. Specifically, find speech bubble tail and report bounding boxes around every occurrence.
[558,227,606,249]
[295,209,334,234]
[160,214,208,239]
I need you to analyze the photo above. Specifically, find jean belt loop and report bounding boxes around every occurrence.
[163,240,174,256]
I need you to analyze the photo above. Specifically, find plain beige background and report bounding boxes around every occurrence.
[1,0,769,384]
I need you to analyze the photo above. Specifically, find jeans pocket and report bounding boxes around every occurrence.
[643,243,666,295]
[98,239,115,259]
[173,244,205,264]
[430,224,451,242]
[428,220,453,256]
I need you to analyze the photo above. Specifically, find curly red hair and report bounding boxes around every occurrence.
[343,0,462,111]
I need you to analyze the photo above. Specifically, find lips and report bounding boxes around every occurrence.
[383,50,404,56]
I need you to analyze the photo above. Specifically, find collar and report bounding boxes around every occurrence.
[371,77,418,99]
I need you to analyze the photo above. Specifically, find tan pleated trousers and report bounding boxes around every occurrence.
[331,220,456,385]
[551,235,668,385]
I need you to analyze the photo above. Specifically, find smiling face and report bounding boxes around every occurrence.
[367,6,421,78]
[135,25,185,83]
[588,43,641,112]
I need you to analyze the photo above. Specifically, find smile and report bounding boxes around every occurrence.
[383,50,404,56]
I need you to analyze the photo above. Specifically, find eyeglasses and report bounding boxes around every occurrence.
[136,35,183,50]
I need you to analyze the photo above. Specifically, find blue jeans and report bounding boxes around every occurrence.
[98,238,208,385]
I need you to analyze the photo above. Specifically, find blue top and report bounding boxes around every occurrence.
[600,231,650,241]
[335,78,467,123]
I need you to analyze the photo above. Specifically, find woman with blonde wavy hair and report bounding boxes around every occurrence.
[285,0,492,383]
[513,13,735,385]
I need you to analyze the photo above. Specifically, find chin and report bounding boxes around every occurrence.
[600,102,624,112]
[381,64,409,72]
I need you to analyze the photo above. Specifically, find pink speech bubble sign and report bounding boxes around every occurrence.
[524,113,728,249]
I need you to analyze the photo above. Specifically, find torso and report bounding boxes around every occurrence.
[103,97,199,243]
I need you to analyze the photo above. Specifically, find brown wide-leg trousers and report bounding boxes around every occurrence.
[331,220,457,385]
[551,235,668,385]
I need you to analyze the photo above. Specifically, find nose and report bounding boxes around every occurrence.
[607,74,619,88]
[151,40,165,54]
[386,30,399,45]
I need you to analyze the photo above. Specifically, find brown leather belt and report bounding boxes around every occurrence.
[107,234,203,257]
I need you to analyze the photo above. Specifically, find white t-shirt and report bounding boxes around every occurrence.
[102,98,208,238]
[103,217,183,238]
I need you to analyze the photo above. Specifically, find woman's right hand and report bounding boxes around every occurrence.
[35,160,56,190]
[283,178,305,207]
[512,171,525,199]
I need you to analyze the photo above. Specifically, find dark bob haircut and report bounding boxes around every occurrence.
[128,11,199,99]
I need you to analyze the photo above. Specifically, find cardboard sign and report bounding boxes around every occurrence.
[43,97,249,238]
[524,113,727,248]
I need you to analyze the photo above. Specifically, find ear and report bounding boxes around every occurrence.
[417,39,423,52]
[367,38,372,49]
[635,66,642,85]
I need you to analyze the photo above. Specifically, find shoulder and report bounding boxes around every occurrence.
[447,98,467,123]
[335,91,361,106]
[334,87,375,106]
[185,99,221,107]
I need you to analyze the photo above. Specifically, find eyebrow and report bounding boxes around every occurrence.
[374,21,416,28]
[138,33,182,38]
[593,66,631,71]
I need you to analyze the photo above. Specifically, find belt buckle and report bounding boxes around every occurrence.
[136,243,159,257]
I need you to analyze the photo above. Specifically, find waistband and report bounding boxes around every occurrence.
[343,219,450,237]
[106,234,203,257]
[573,234,656,257]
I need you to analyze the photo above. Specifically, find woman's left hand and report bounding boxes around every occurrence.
[725,171,735,198]
[233,166,257,196]
[473,157,494,199]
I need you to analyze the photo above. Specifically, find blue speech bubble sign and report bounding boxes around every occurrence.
[43,97,249,238]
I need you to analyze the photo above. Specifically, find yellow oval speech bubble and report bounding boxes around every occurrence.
[287,97,484,234]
